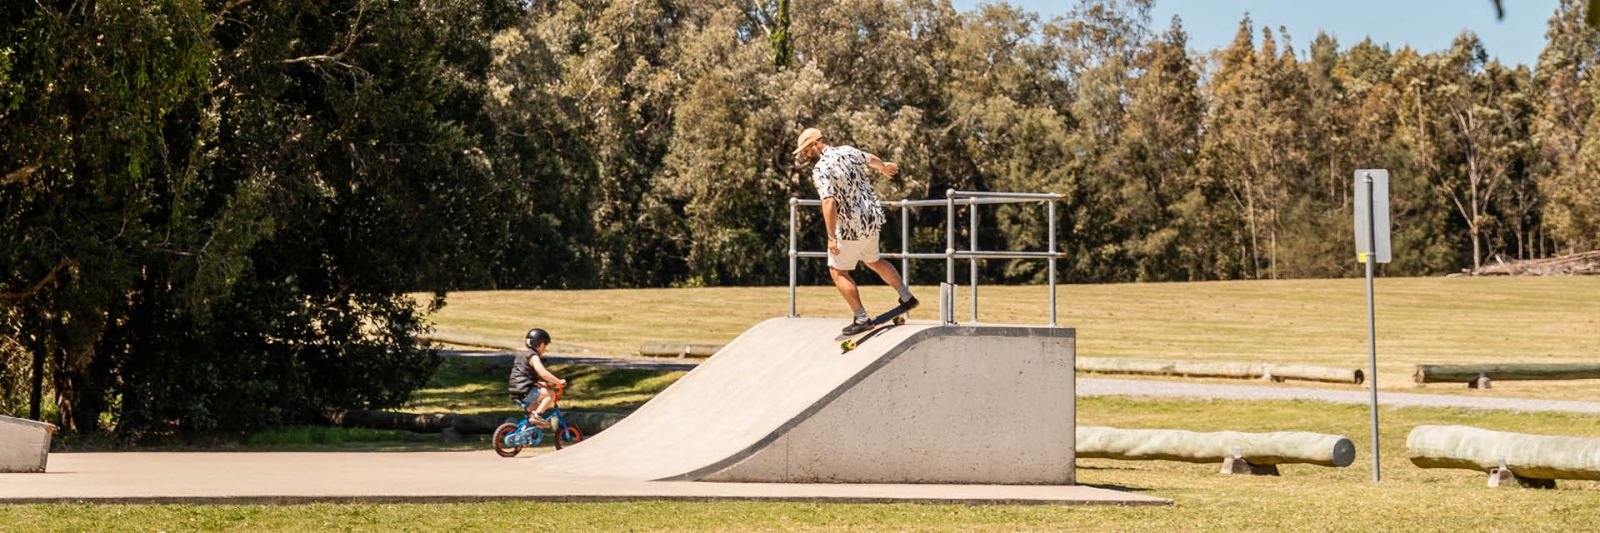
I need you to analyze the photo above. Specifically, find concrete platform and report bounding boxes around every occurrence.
[538,317,1077,484]
[0,415,53,473]
[0,451,1168,505]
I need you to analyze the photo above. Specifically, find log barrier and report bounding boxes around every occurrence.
[639,343,723,358]
[1407,424,1600,488]
[325,409,625,437]
[1077,357,1364,384]
[1413,363,1600,389]
[1077,426,1357,476]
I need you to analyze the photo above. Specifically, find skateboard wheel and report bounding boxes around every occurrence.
[893,315,906,325]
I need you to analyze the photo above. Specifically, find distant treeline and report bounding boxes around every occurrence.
[3,0,1597,436]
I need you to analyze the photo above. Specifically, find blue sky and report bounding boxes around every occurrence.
[950,0,1563,66]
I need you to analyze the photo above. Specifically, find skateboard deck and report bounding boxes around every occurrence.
[837,303,914,352]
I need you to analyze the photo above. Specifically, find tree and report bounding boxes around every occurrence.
[1,0,522,436]
[1534,0,1600,253]
[1110,16,1211,280]
[1431,33,1530,271]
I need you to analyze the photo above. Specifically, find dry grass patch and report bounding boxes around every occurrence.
[421,277,1600,399]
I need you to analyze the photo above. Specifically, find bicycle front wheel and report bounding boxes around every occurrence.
[555,425,583,450]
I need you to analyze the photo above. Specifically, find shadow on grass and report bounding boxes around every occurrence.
[52,425,484,453]
[1077,482,1159,494]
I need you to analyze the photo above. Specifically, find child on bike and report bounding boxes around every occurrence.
[510,327,567,429]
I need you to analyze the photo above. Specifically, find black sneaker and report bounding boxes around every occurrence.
[842,316,873,335]
[898,295,919,310]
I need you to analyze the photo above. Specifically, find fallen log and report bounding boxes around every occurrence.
[1413,363,1600,385]
[1407,425,1600,481]
[1077,426,1356,467]
[423,332,522,351]
[325,409,626,435]
[639,343,723,358]
[1077,357,1364,384]
[1474,250,1600,276]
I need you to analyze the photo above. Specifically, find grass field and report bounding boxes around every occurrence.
[12,396,1600,530]
[420,276,1600,399]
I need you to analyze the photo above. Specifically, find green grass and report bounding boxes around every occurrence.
[420,277,1600,399]
[11,397,1600,531]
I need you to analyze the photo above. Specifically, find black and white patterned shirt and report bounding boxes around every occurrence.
[812,145,885,240]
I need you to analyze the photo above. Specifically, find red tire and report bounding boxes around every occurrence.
[493,422,522,457]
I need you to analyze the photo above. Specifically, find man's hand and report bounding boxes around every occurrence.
[866,153,899,178]
[828,238,841,256]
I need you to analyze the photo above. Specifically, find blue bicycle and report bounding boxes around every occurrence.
[494,383,582,457]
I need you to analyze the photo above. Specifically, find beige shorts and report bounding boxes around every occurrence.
[828,234,880,271]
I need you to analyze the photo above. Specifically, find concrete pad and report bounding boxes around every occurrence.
[0,451,1168,505]
[537,318,1077,484]
[0,415,54,473]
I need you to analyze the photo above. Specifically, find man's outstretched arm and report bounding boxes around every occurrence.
[866,153,899,177]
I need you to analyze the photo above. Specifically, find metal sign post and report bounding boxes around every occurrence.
[1353,169,1391,483]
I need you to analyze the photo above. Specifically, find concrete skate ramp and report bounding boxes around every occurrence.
[535,317,1076,484]
[0,415,54,473]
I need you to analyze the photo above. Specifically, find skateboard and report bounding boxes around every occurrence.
[837,303,913,353]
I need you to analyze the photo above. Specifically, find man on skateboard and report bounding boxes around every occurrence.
[794,127,917,336]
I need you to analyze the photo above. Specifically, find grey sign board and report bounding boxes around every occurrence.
[1353,169,1391,264]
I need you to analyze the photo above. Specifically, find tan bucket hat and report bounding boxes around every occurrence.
[793,127,823,156]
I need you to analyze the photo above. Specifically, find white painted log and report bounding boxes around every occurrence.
[1077,426,1356,467]
[0,415,54,473]
[1407,425,1600,480]
[1076,357,1363,384]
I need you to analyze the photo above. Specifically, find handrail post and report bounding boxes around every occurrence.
[970,202,978,323]
[945,189,956,302]
[900,202,910,287]
[1047,199,1058,327]
[789,197,799,318]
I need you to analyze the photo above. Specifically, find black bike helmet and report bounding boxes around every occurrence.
[525,328,552,350]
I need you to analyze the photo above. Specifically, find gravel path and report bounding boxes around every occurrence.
[1078,377,1600,414]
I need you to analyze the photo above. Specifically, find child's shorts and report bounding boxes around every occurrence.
[511,388,545,406]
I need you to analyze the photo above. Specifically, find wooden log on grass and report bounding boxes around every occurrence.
[325,409,626,435]
[639,343,723,358]
[1077,426,1357,467]
[325,409,501,434]
[1076,357,1364,384]
[1413,363,1600,385]
[1407,425,1600,480]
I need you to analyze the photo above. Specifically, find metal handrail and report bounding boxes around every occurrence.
[791,197,1051,208]
[950,190,1064,200]
[787,190,1063,327]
